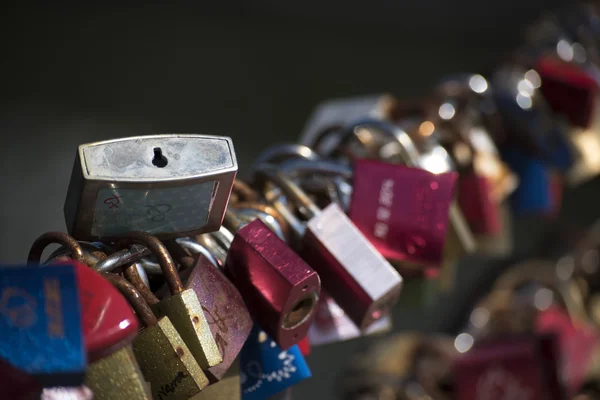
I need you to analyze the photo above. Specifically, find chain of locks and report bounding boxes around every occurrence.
[4,3,600,400]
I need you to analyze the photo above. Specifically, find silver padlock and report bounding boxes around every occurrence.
[258,165,403,330]
[64,134,238,240]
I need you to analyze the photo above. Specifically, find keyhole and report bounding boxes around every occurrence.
[152,147,168,168]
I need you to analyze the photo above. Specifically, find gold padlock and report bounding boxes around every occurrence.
[85,344,152,400]
[118,231,222,370]
[103,273,210,400]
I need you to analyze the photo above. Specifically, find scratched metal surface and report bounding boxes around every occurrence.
[0,2,585,399]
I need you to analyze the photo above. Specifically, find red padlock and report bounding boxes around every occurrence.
[457,172,502,235]
[453,334,563,400]
[536,57,598,129]
[27,232,139,363]
[350,159,458,266]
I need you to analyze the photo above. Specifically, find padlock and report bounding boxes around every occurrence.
[350,158,458,267]
[502,148,561,215]
[299,94,402,150]
[297,337,310,356]
[0,263,86,388]
[240,324,311,400]
[340,333,457,400]
[117,231,222,370]
[272,157,457,276]
[64,134,238,241]
[190,358,241,400]
[258,166,402,330]
[453,334,564,400]
[308,291,392,346]
[536,56,598,129]
[492,64,577,172]
[103,272,209,400]
[318,118,477,269]
[218,210,321,350]
[28,232,141,363]
[159,239,253,383]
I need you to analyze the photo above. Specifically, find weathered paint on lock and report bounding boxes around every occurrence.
[178,254,253,383]
[225,219,321,350]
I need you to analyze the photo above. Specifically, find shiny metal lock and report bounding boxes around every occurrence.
[159,239,252,383]
[64,134,238,241]
[28,233,143,363]
[220,210,321,350]
[308,291,392,346]
[259,166,402,330]
[453,334,563,400]
[0,263,86,388]
[103,273,209,400]
[299,94,402,151]
[190,358,241,400]
[118,231,222,370]
[240,324,311,400]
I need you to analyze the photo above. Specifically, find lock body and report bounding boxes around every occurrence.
[453,335,563,400]
[64,134,237,240]
[85,346,151,400]
[70,261,139,362]
[536,57,597,129]
[350,159,458,266]
[225,219,321,349]
[132,316,209,400]
[174,254,252,382]
[502,149,560,215]
[457,172,502,235]
[0,264,86,387]
[151,289,223,370]
[302,203,403,329]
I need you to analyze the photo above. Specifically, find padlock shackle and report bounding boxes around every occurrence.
[278,159,353,179]
[229,204,288,241]
[231,179,261,204]
[102,273,158,328]
[255,165,321,221]
[117,231,184,295]
[340,118,421,167]
[249,143,319,180]
[172,238,221,271]
[492,260,589,324]
[124,264,159,306]
[28,231,86,264]
[94,244,151,273]
[195,232,230,267]
[44,241,110,267]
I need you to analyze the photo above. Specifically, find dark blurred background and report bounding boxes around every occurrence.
[4,2,597,398]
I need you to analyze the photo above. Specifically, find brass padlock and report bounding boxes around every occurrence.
[103,273,210,400]
[118,231,222,370]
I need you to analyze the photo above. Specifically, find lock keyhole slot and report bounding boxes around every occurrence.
[152,147,168,168]
[281,291,318,330]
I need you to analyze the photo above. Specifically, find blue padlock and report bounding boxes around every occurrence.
[502,148,557,215]
[0,264,86,389]
[493,91,575,172]
[240,324,311,400]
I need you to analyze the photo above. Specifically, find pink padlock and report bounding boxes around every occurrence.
[350,159,458,266]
